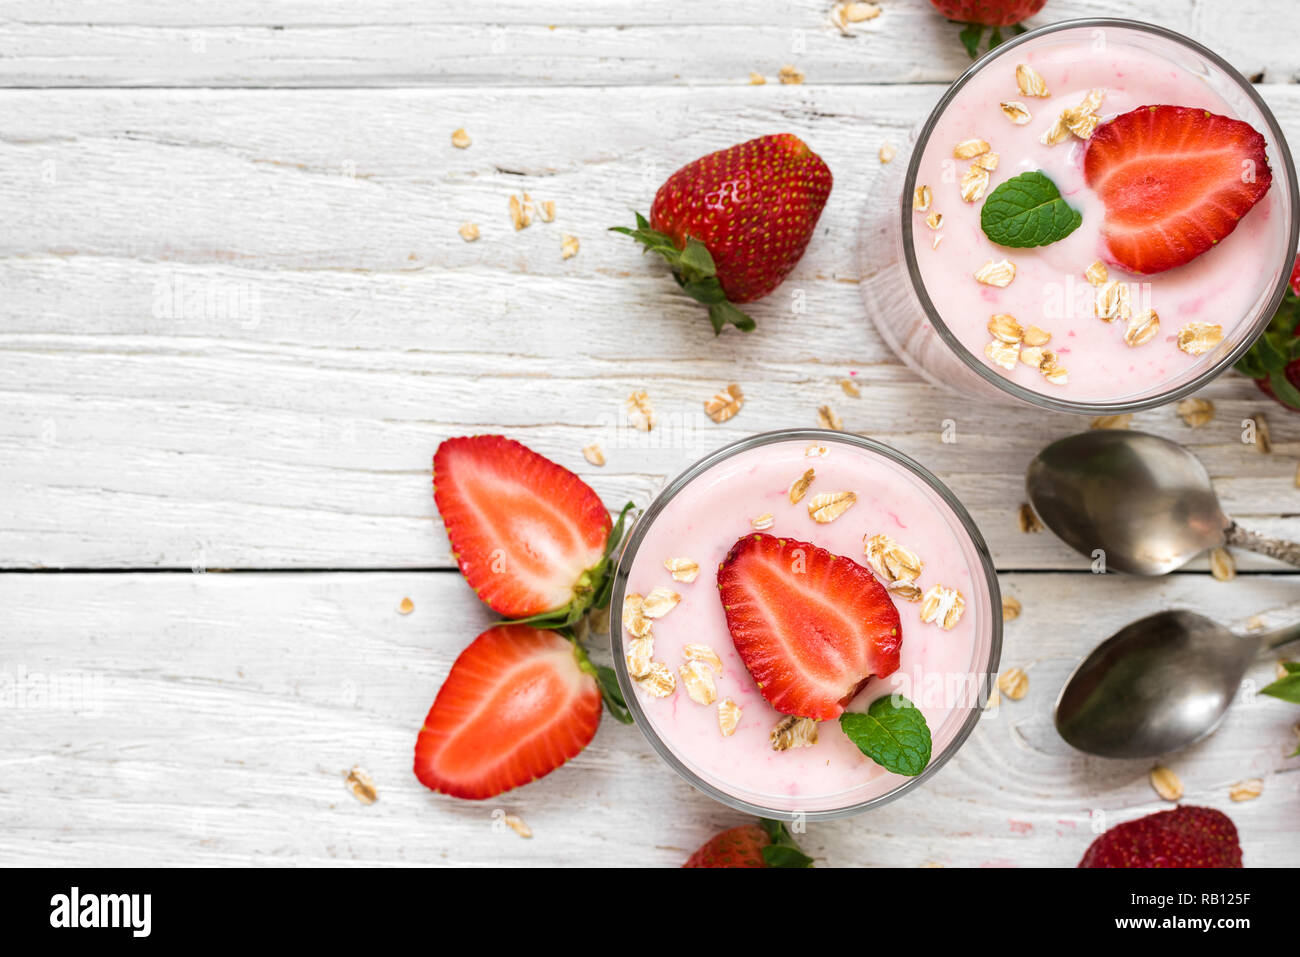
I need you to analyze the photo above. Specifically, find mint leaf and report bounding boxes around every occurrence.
[839,695,932,776]
[980,171,1082,248]
[1260,670,1300,704]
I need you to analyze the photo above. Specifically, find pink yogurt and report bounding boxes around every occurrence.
[615,434,997,815]
[911,26,1290,403]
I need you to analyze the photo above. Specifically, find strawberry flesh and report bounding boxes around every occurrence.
[413,625,602,800]
[717,533,902,721]
[1084,106,1272,275]
[433,435,611,618]
[1079,805,1242,868]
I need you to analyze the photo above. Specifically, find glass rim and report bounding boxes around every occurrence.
[899,17,1300,415]
[609,429,1004,822]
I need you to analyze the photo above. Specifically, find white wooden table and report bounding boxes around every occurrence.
[1,0,1297,868]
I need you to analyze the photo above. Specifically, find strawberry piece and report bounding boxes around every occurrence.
[683,820,813,868]
[927,1,1047,56]
[717,533,902,721]
[433,435,613,620]
[1083,106,1273,275]
[413,625,602,800]
[1078,806,1242,868]
[1240,253,1300,412]
[612,134,832,334]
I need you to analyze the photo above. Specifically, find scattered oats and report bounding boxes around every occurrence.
[1022,325,1051,347]
[344,766,378,805]
[932,233,944,250]
[1229,778,1263,802]
[843,1,882,21]
[1209,546,1236,582]
[809,491,857,524]
[622,593,653,638]
[1019,346,1045,368]
[864,533,924,585]
[626,389,656,431]
[1245,615,1267,633]
[1015,64,1049,97]
[560,233,580,260]
[974,259,1016,287]
[817,405,843,431]
[641,586,681,619]
[503,813,532,838]
[770,715,818,751]
[890,583,923,602]
[1078,88,1106,113]
[1001,595,1022,621]
[1149,765,1183,802]
[778,63,805,85]
[717,698,742,737]
[840,377,861,397]
[878,140,897,164]
[664,557,700,583]
[788,467,816,504]
[683,644,723,673]
[1000,101,1032,125]
[985,688,1001,710]
[458,222,481,242]
[829,3,849,33]
[998,666,1029,701]
[1039,118,1071,147]
[985,338,1020,370]
[625,636,654,678]
[398,596,415,615]
[920,584,965,630]
[704,382,745,423]
[1255,413,1273,454]
[1176,322,1224,356]
[953,138,991,159]
[1062,107,1100,139]
[679,659,718,705]
[975,151,1000,171]
[1094,281,1131,322]
[1042,365,1069,386]
[1018,503,1043,533]
[805,444,829,458]
[1176,398,1215,428]
[636,661,676,697]
[582,443,606,466]
[508,193,534,230]
[1124,308,1160,347]
[913,184,933,212]
[925,211,943,230]
[538,200,556,223]
[1091,414,1132,430]
[1294,462,1300,488]
[749,71,767,85]
[960,164,991,203]
[451,127,472,149]
[751,512,775,530]
[988,313,1024,343]
[1085,260,1109,287]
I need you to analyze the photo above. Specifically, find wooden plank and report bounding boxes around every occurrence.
[0,571,1294,867]
[2,1,1294,88]
[2,85,1298,569]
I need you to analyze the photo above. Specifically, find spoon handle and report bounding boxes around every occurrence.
[1224,523,1300,569]
[1263,623,1300,652]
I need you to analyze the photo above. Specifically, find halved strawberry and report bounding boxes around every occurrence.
[434,435,626,624]
[717,534,902,721]
[413,625,603,800]
[1083,105,1273,275]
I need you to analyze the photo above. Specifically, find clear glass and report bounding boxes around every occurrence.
[859,18,1300,415]
[609,429,1002,821]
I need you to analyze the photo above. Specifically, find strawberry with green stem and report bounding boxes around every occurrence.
[1237,254,1300,411]
[927,0,1046,57]
[683,819,814,868]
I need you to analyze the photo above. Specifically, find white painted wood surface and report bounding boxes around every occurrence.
[0,0,1297,866]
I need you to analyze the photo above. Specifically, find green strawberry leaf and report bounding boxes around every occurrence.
[1236,276,1300,391]
[571,640,634,724]
[1260,671,1300,704]
[980,171,1082,248]
[1268,370,1300,411]
[958,23,983,58]
[839,695,933,776]
[758,819,814,868]
[612,214,756,335]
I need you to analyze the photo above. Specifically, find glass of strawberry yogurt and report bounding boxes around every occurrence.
[609,430,1001,820]
[860,18,1299,414]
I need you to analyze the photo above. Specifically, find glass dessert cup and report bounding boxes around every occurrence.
[609,430,1001,821]
[859,18,1299,415]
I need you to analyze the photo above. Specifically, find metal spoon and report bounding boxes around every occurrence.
[1055,610,1300,758]
[1025,430,1300,575]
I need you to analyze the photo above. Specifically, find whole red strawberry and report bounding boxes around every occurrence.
[929,0,1047,56]
[683,819,813,868]
[612,134,832,334]
[1238,253,1300,412]
[1078,806,1242,868]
